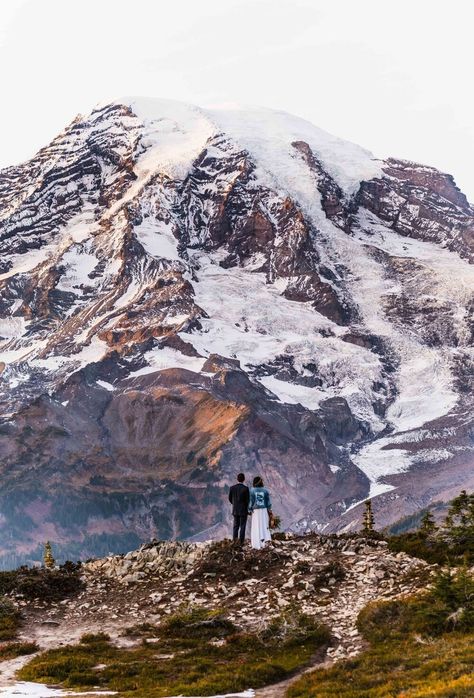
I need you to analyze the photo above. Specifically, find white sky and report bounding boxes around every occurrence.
[0,0,473,200]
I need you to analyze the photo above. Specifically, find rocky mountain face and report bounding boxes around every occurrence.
[0,98,473,566]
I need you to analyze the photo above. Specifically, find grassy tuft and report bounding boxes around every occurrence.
[161,605,236,641]
[0,641,38,660]
[123,622,158,638]
[80,632,111,644]
[357,562,474,643]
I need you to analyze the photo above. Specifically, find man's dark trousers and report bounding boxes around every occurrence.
[229,482,250,543]
[233,514,248,543]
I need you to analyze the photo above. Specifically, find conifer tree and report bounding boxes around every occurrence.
[443,490,474,553]
[419,510,437,537]
[362,500,375,534]
[43,541,55,569]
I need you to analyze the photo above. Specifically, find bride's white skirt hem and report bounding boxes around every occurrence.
[250,508,271,549]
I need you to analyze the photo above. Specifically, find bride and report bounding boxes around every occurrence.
[248,476,273,549]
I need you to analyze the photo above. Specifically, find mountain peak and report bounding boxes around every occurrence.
[0,97,473,566]
[102,96,383,197]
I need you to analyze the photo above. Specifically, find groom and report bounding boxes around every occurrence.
[228,473,250,544]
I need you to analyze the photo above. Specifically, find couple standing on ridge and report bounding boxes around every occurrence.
[228,473,273,549]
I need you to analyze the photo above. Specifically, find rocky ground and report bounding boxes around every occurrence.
[0,534,434,695]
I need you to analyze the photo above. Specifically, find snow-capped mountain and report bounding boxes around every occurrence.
[0,98,473,565]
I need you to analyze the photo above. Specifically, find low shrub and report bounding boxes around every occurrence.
[387,531,462,565]
[161,606,235,641]
[386,489,474,566]
[358,566,474,641]
[259,609,330,646]
[123,622,157,638]
[0,641,38,660]
[0,563,83,601]
[79,632,111,645]
[0,596,21,641]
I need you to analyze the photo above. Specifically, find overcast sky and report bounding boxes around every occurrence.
[0,0,472,200]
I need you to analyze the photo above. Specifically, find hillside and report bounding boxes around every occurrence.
[0,534,431,693]
[0,532,472,696]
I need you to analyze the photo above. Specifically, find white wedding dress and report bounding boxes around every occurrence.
[251,508,271,549]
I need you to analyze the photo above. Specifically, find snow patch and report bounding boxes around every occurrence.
[0,317,26,339]
[184,252,385,429]
[121,97,215,181]
[0,211,96,283]
[385,351,457,433]
[96,379,115,391]
[207,105,382,197]
[0,247,50,282]
[133,217,181,261]
[128,345,206,377]
[259,375,325,411]
[56,243,98,293]
[72,336,108,365]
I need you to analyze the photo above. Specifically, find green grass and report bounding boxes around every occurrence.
[287,568,474,698]
[19,608,330,697]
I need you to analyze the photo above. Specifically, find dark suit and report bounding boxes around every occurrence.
[228,483,250,543]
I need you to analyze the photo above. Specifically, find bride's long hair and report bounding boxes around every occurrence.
[253,476,264,487]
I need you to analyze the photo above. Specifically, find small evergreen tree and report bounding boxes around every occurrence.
[430,563,474,632]
[443,490,474,553]
[419,510,437,537]
[362,500,375,534]
[43,541,55,569]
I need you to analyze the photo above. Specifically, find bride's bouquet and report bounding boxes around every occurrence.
[269,513,281,530]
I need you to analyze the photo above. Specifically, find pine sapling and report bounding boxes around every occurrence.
[443,489,474,555]
[419,510,437,537]
[43,541,55,570]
